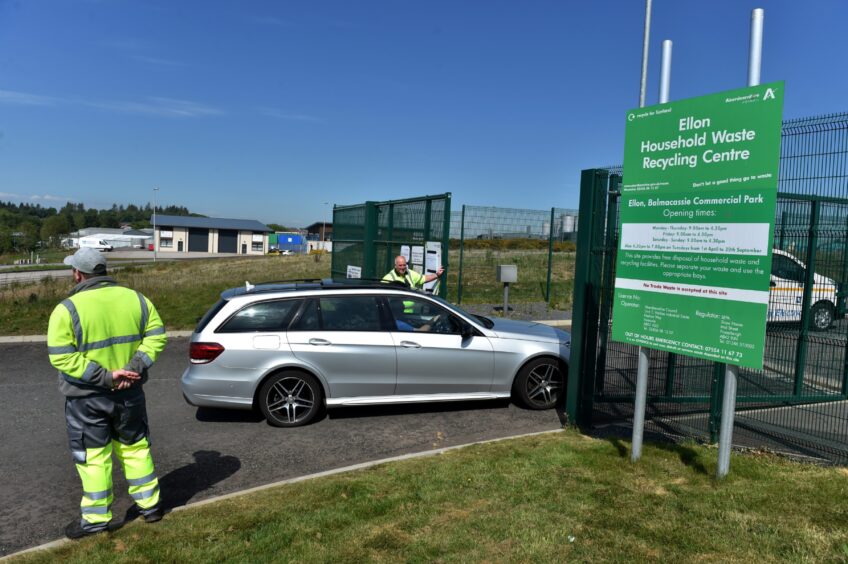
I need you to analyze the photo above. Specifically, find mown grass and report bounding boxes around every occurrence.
[13,431,848,563]
[0,251,576,335]
[0,255,332,334]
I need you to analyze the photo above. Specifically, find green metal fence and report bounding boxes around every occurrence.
[449,205,578,307]
[569,113,848,464]
[331,195,451,296]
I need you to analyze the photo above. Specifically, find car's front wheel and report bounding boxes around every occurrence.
[810,302,834,332]
[513,357,565,410]
[258,371,323,427]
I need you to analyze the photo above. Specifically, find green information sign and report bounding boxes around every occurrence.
[612,82,784,369]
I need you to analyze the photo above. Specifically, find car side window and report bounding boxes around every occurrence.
[288,296,382,332]
[218,299,300,332]
[289,299,320,331]
[320,296,382,331]
[386,295,461,335]
[772,255,805,282]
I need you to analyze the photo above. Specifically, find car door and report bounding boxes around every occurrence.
[769,253,804,323]
[385,295,494,395]
[287,295,396,398]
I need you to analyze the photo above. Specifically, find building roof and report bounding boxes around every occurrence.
[304,222,333,232]
[155,215,273,232]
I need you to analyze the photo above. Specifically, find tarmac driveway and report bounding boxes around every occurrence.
[0,337,564,556]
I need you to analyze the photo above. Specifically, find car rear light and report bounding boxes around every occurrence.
[190,342,225,364]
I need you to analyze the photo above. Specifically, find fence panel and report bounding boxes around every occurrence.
[450,205,578,307]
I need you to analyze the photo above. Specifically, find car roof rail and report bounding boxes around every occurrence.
[222,277,424,299]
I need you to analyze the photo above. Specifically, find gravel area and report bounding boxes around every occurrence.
[457,301,571,323]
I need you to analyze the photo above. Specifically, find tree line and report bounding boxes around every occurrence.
[0,201,197,253]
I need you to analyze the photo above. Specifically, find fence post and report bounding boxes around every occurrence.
[593,175,620,394]
[546,207,555,303]
[363,202,378,279]
[385,203,395,274]
[778,210,787,250]
[794,199,820,397]
[566,169,608,426]
[708,362,725,443]
[458,205,466,304]
[424,198,432,247]
[440,194,451,299]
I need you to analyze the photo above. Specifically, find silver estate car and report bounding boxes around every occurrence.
[181,280,570,427]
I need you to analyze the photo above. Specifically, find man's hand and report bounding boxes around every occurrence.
[436,266,445,277]
[112,369,140,390]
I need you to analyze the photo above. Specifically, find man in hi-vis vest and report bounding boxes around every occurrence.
[47,247,167,539]
[382,255,444,288]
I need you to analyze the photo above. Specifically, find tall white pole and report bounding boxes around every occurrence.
[321,201,329,251]
[638,0,653,108]
[748,9,764,87]
[659,40,672,104]
[630,0,660,462]
[153,187,159,262]
[718,8,764,480]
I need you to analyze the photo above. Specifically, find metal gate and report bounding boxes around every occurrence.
[331,194,451,296]
[568,113,848,464]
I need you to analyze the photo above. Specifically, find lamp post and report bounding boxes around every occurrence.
[320,201,330,251]
[153,186,159,262]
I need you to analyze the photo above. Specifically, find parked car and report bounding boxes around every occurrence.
[181,281,570,427]
[768,248,840,331]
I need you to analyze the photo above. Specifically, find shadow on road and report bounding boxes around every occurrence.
[195,406,264,423]
[122,450,241,523]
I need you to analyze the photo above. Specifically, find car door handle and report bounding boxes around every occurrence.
[399,341,421,348]
[308,338,331,346]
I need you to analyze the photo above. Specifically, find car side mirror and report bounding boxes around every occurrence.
[461,322,474,340]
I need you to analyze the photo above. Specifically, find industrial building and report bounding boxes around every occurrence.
[153,215,273,254]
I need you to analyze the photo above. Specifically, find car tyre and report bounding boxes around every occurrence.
[810,302,834,332]
[513,357,565,410]
[258,371,323,427]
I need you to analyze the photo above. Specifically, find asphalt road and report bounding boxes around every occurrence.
[0,337,564,557]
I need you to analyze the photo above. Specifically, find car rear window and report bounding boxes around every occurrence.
[195,299,228,333]
[218,299,301,332]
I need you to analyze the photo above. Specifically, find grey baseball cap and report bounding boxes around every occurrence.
[64,247,107,275]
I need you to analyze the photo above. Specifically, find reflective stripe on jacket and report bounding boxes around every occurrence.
[382,268,426,289]
[47,276,167,397]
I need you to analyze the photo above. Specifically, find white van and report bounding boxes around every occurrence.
[79,237,114,252]
[768,248,839,331]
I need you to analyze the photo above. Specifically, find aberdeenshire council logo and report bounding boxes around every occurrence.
[763,87,776,100]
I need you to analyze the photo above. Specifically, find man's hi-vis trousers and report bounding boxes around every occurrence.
[65,389,160,531]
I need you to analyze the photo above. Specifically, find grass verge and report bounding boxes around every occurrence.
[0,255,331,335]
[12,431,848,563]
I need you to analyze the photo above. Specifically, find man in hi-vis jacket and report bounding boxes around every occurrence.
[47,247,167,539]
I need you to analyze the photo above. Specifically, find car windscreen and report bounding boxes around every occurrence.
[428,295,494,329]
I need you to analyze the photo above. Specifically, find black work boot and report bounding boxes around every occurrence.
[64,519,108,540]
[140,505,163,523]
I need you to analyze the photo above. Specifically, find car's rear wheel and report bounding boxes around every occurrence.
[258,371,323,427]
[513,357,565,410]
[810,302,834,332]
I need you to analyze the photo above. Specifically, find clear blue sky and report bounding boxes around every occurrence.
[1,0,846,227]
